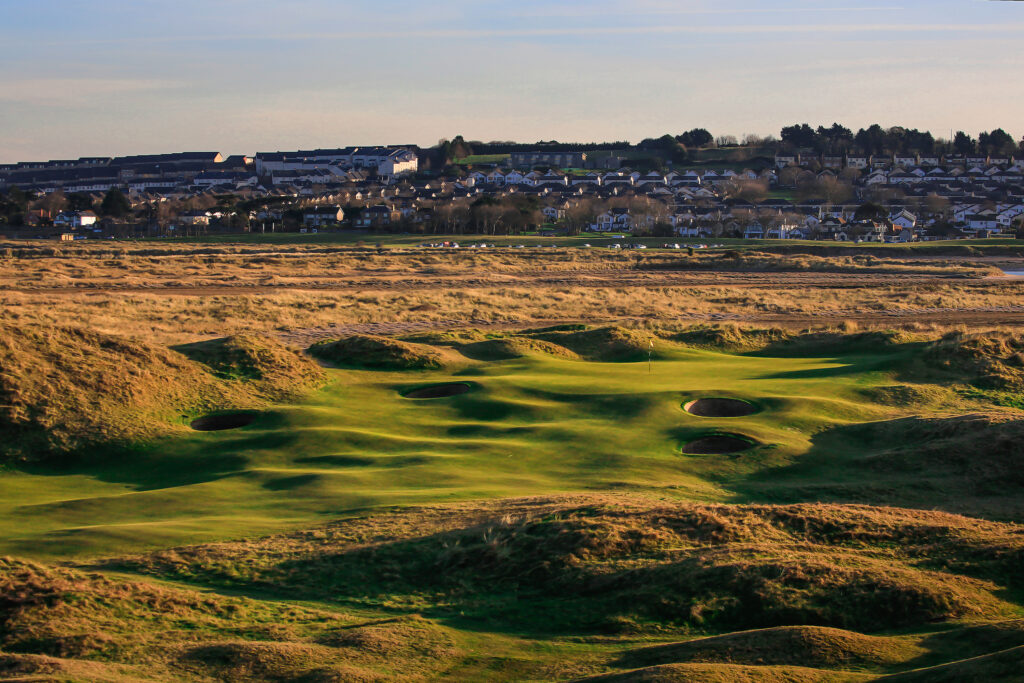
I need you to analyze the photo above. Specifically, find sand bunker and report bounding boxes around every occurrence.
[684,398,759,418]
[682,433,756,455]
[190,412,257,431]
[403,383,473,399]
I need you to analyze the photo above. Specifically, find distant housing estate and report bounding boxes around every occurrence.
[0,147,418,195]
[3,140,1023,243]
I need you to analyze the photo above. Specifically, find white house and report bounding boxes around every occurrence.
[997,205,1024,227]
[890,210,917,230]
[53,210,98,228]
[591,208,632,231]
[766,222,800,239]
[966,214,999,232]
[376,151,418,181]
[504,170,525,185]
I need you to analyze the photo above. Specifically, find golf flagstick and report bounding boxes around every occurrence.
[649,338,653,374]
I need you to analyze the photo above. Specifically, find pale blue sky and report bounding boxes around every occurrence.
[0,0,1021,161]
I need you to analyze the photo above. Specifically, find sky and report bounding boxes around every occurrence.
[0,0,1022,162]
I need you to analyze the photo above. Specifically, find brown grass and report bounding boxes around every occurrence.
[5,277,1024,348]
[105,497,1024,634]
[578,661,873,682]
[0,323,324,462]
[1,242,1021,348]
[0,243,997,292]
[308,334,451,370]
[0,557,462,682]
[619,625,922,670]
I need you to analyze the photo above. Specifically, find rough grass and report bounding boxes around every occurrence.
[527,326,660,362]
[403,325,653,362]
[857,384,955,407]
[762,413,1024,511]
[643,251,1000,278]
[457,336,582,361]
[916,331,1024,391]
[670,324,793,352]
[174,334,324,394]
[0,324,323,463]
[879,645,1024,682]
[579,661,873,682]
[0,557,463,682]
[307,334,448,370]
[855,414,1024,489]
[0,243,996,293]
[618,626,921,671]
[105,499,1023,634]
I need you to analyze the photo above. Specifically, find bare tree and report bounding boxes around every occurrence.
[724,178,768,204]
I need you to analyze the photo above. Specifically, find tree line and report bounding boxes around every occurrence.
[434,124,1023,166]
[0,187,132,226]
[780,123,1020,157]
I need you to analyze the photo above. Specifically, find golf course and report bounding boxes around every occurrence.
[6,315,1024,681]
[0,326,912,558]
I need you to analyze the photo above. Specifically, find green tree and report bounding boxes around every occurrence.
[854,202,886,222]
[6,186,29,211]
[675,128,713,148]
[953,131,976,155]
[100,188,131,217]
[978,129,1015,156]
[67,193,94,212]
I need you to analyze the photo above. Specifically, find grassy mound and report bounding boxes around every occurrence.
[308,335,446,370]
[527,326,659,362]
[173,334,324,398]
[917,331,1024,390]
[619,626,918,670]
[671,325,791,352]
[668,325,911,356]
[579,661,871,682]
[0,323,220,461]
[0,557,460,682]
[858,384,954,407]
[401,329,490,346]
[879,645,1024,682]
[458,336,581,361]
[0,652,139,682]
[759,330,913,357]
[107,499,1022,634]
[183,641,382,682]
[851,414,1024,489]
[0,324,324,463]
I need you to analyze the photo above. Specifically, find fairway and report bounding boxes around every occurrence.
[0,340,905,559]
[7,324,1024,681]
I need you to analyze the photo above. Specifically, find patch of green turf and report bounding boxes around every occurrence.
[0,340,942,560]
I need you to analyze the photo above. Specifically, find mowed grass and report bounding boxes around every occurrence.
[0,342,909,560]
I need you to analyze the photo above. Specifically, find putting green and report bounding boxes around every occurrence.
[0,345,913,559]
